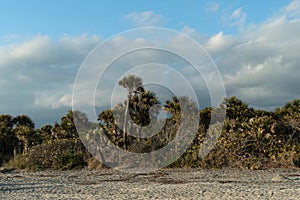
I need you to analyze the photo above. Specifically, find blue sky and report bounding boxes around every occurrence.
[0,0,291,38]
[0,0,300,127]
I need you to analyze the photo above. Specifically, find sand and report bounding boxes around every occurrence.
[0,168,299,199]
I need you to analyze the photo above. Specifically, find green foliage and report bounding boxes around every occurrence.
[0,114,37,164]
[54,154,86,170]
[118,74,143,94]
[7,139,89,171]
[0,89,299,170]
[223,96,255,122]
[275,99,300,117]
[167,96,300,169]
[13,115,35,129]
[0,114,18,164]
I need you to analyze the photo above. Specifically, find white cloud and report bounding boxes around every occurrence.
[230,8,242,19]
[1,1,300,126]
[206,2,220,12]
[0,35,48,66]
[276,0,300,20]
[0,34,101,68]
[212,13,300,109]
[230,8,247,27]
[15,73,30,82]
[0,34,101,125]
[10,35,50,59]
[205,32,234,53]
[284,0,300,13]
[125,11,165,27]
[34,90,73,109]
[180,26,197,35]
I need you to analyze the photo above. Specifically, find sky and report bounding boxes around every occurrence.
[0,0,300,127]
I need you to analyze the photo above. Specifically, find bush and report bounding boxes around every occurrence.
[54,154,86,170]
[7,139,90,170]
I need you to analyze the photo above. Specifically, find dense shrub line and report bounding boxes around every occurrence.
[0,96,299,170]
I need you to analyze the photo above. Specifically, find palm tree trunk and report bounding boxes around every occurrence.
[13,147,17,162]
[123,95,130,150]
[23,141,29,155]
[138,126,142,143]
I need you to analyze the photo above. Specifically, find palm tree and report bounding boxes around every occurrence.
[222,96,255,122]
[98,109,114,129]
[60,110,78,139]
[130,89,160,143]
[164,96,198,148]
[164,96,181,122]
[13,115,35,129]
[13,115,36,154]
[0,114,18,162]
[163,96,181,143]
[118,74,142,149]
[0,114,14,129]
[14,125,35,154]
[38,124,53,143]
[58,110,90,139]
[130,90,160,125]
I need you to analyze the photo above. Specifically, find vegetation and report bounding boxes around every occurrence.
[0,75,299,170]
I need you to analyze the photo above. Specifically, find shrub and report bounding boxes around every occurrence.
[7,139,90,170]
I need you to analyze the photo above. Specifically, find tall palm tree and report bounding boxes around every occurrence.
[118,74,142,149]
[130,89,160,142]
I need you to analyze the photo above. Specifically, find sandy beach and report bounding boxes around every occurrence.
[0,168,299,199]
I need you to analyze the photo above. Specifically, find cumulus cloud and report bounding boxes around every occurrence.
[34,88,73,109]
[1,2,300,126]
[0,34,101,126]
[72,35,212,110]
[125,11,165,27]
[212,14,300,109]
[205,32,235,53]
